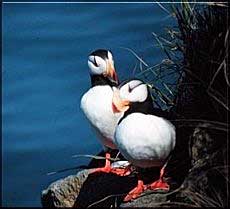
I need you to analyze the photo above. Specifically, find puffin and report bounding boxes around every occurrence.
[80,49,131,176]
[112,79,176,201]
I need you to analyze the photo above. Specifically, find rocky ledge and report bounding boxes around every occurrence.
[41,127,227,208]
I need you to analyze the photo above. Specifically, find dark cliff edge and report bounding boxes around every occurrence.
[41,127,228,208]
[41,3,229,208]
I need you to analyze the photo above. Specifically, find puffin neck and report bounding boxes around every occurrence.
[127,93,154,114]
[118,93,154,124]
[90,74,118,87]
[118,91,171,124]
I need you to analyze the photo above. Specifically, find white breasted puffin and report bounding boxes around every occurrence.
[81,49,130,176]
[112,79,176,201]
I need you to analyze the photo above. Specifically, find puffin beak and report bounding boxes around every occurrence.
[112,88,130,113]
[106,60,119,84]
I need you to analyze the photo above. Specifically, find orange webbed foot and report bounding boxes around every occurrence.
[147,166,170,191]
[147,179,169,191]
[123,180,147,202]
[89,153,132,176]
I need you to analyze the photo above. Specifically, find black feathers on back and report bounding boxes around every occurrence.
[90,75,118,87]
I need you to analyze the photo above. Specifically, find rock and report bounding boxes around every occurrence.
[74,172,137,208]
[41,150,138,208]
[41,169,138,208]
[41,168,173,208]
[174,127,228,207]
[41,169,91,207]
[41,149,176,208]
[120,191,168,208]
[41,127,227,208]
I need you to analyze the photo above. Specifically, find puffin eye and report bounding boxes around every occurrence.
[127,82,143,93]
[93,56,99,67]
[128,85,132,93]
[88,54,107,76]
[88,56,99,67]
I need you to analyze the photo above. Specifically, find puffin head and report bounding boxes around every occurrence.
[112,79,150,113]
[88,49,118,84]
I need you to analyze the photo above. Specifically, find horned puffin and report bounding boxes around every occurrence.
[112,79,176,201]
[80,49,130,176]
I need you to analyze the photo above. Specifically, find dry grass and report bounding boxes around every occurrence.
[125,2,229,208]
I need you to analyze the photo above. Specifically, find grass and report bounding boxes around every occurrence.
[165,3,228,208]
[127,2,229,208]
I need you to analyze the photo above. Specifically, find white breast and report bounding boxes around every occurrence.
[115,113,176,168]
[81,85,123,149]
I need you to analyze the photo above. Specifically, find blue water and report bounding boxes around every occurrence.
[2,3,175,206]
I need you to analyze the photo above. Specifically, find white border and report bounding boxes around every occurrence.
[2,1,227,4]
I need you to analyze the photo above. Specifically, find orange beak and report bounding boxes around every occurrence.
[106,60,119,84]
[112,88,130,113]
